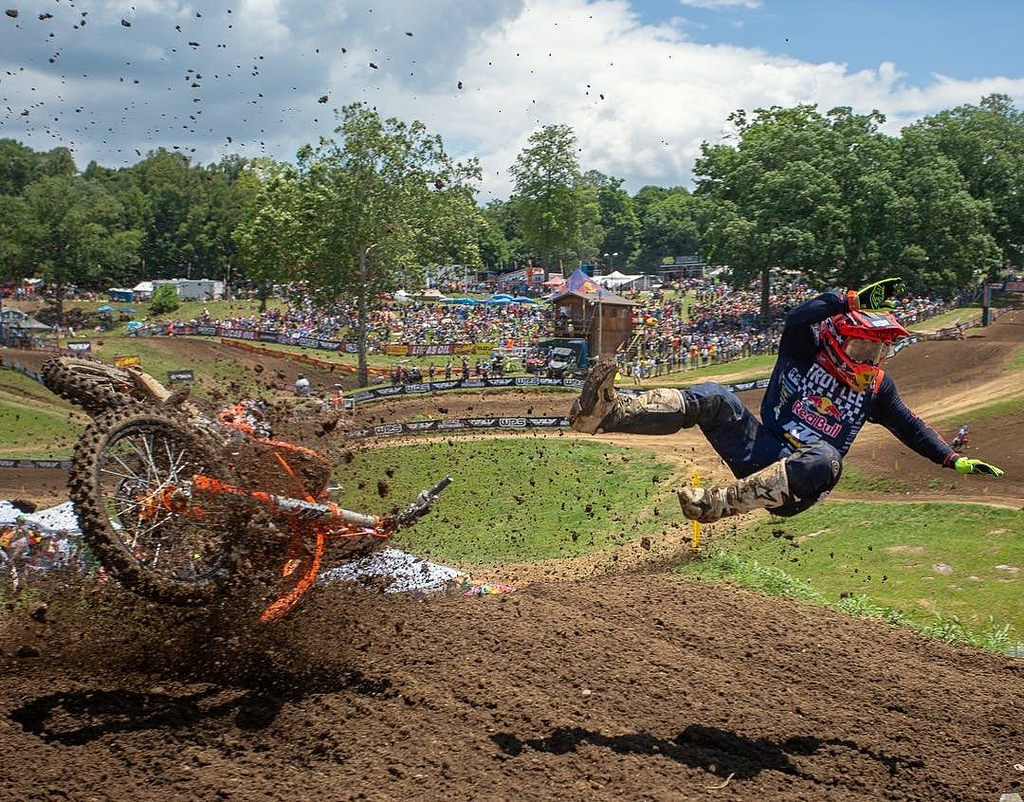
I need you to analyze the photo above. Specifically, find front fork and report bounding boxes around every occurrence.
[145,474,450,622]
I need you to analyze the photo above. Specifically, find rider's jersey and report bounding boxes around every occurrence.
[760,292,956,466]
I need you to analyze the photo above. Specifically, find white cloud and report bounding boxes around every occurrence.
[1,0,1021,201]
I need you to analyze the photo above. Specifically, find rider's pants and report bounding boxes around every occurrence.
[673,382,843,517]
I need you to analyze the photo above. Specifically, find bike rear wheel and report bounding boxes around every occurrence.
[42,356,144,417]
[69,410,246,605]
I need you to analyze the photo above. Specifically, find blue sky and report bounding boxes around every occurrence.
[1,0,1021,200]
[637,0,1022,87]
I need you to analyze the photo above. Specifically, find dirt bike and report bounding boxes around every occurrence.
[42,356,451,621]
[951,424,969,451]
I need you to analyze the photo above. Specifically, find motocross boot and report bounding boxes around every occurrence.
[569,361,694,435]
[677,459,796,523]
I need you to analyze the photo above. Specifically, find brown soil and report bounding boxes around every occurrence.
[1,313,1022,801]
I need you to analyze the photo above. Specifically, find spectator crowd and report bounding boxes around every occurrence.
[149,277,963,381]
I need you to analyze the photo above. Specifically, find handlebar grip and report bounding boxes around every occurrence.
[429,476,453,497]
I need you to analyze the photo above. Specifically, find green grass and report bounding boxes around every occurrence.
[0,370,83,458]
[680,501,1022,652]
[85,338,272,398]
[834,464,913,494]
[641,353,776,387]
[333,438,681,565]
[907,306,982,333]
[934,395,1024,428]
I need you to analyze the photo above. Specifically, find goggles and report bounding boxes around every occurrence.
[843,338,888,366]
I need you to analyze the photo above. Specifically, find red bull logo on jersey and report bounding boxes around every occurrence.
[807,395,843,420]
[793,395,844,437]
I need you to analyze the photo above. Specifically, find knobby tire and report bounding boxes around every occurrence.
[69,410,246,605]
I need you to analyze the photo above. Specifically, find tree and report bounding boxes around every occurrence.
[127,149,200,279]
[34,147,77,181]
[482,198,529,270]
[693,103,997,315]
[195,156,261,297]
[0,139,39,197]
[696,106,849,315]
[905,94,1024,273]
[234,161,304,311]
[0,193,33,279]
[888,131,1000,290]
[280,103,483,386]
[584,171,640,268]
[149,283,180,315]
[476,215,512,273]
[19,175,141,323]
[631,187,703,273]
[510,124,601,271]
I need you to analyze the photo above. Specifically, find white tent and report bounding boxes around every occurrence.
[598,271,661,291]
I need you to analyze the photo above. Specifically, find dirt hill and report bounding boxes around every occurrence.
[0,312,1021,801]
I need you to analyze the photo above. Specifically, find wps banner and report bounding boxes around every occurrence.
[0,458,71,469]
[350,374,583,404]
[347,416,569,440]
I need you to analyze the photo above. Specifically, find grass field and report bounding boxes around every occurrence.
[0,369,85,458]
[329,438,1021,652]
[335,438,681,565]
[86,338,270,397]
[679,501,1022,652]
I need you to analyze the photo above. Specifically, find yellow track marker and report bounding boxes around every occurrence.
[691,468,701,553]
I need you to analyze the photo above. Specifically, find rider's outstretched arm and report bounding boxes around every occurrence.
[870,375,957,467]
[871,376,1003,476]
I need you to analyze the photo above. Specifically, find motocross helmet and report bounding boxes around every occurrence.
[817,310,909,391]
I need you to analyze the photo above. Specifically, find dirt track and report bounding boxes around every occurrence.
[0,312,1022,801]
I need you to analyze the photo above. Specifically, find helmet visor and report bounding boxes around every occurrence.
[843,338,886,365]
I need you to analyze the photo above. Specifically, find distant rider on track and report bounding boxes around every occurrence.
[569,278,1004,523]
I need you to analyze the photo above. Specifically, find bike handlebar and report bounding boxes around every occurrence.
[428,476,453,497]
[383,475,453,531]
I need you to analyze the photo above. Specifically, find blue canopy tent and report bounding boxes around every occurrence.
[512,296,539,304]
[95,305,114,313]
[121,307,137,314]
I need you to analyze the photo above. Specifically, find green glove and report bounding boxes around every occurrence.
[954,457,1004,477]
[857,277,906,311]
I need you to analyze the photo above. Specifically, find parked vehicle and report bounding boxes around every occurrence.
[525,338,590,378]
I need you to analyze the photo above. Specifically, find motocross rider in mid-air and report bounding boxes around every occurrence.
[569,278,1004,523]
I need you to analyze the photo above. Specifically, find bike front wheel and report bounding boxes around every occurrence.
[69,410,246,605]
